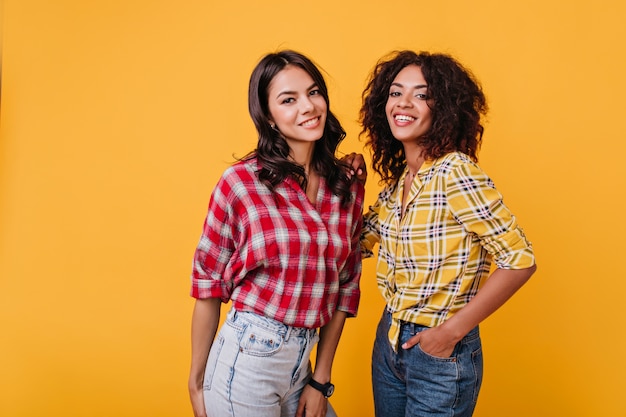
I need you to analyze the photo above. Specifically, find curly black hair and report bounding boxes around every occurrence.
[246,50,353,205]
[360,50,488,185]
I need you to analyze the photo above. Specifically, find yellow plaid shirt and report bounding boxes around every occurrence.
[361,152,535,350]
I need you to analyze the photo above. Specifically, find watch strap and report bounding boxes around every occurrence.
[308,378,334,398]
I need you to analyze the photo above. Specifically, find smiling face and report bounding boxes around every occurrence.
[385,64,433,144]
[266,65,327,147]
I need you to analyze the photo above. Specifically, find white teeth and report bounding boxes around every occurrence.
[395,115,415,122]
[301,118,318,127]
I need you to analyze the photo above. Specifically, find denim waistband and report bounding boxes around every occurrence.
[227,308,317,341]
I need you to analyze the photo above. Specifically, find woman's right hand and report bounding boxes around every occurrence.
[189,298,221,417]
[188,380,207,417]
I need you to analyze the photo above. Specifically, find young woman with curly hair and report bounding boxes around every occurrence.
[359,50,537,417]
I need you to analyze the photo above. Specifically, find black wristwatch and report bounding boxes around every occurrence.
[308,378,335,398]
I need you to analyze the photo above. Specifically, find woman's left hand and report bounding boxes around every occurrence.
[295,384,327,417]
[401,325,459,358]
[341,152,367,183]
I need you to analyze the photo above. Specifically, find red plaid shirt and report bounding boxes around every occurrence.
[191,157,364,328]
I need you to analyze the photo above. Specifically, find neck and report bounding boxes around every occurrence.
[289,142,315,173]
[404,143,425,175]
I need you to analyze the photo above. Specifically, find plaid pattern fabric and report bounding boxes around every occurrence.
[361,152,535,349]
[191,157,364,329]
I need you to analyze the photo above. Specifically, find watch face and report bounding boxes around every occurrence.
[326,384,335,397]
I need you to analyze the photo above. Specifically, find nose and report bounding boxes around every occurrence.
[397,93,413,108]
[300,96,314,113]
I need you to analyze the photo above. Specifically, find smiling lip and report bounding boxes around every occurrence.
[299,116,321,128]
[393,114,416,125]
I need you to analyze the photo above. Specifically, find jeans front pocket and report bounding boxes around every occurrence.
[416,343,459,362]
[239,323,284,357]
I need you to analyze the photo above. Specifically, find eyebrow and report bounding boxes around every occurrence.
[275,83,319,98]
[390,82,428,89]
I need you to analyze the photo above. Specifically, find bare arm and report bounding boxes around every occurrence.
[296,310,348,417]
[188,298,221,417]
[402,265,537,356]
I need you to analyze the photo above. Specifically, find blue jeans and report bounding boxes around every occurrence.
[372,309,483,417]
[203,308,338,417]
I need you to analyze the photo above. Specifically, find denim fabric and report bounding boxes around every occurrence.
[203,308,338,417]
[372,309,483,417]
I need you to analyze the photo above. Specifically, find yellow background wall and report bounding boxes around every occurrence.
[1,1,624,416]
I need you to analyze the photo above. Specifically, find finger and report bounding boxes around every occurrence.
[353,154,366,173]
[401,333,420,350]
[295,401,305,417]
[350,159,362,171]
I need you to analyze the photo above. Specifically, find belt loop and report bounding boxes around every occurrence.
[284,326,292,342]
[228,307,237,322]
